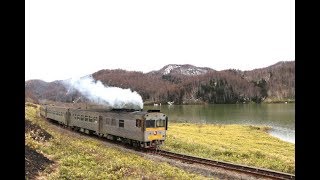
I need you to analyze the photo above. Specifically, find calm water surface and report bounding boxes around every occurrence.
[144,104,295,143]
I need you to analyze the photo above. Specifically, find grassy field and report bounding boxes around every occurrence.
[25,102,294,179]
[25,103,209,179]
[161,123,295,174]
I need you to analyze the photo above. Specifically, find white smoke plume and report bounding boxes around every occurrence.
[64,76,143,110]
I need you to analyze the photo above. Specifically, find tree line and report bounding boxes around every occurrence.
[25,61,295,104]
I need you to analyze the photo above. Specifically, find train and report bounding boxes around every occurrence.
[40,104,168,148]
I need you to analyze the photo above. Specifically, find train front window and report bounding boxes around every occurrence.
[146,120,155,128]
[156,120,166,127]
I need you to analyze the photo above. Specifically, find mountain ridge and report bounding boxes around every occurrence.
[25,61,295,104]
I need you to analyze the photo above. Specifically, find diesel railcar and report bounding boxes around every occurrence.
[40,105,168,148]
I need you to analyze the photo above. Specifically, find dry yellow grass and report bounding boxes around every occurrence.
[162,123,295,174]
[25,103,209,179]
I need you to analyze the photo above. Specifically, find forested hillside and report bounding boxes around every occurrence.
[25,61,295,104]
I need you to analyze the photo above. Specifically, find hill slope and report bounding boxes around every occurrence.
[25,61,295,104]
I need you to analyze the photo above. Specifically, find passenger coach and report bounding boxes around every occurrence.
[40,105,168,148]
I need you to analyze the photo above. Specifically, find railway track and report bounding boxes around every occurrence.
[148,150,295,180]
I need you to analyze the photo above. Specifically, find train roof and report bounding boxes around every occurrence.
[70,107,154,115]
[44,104,163,115]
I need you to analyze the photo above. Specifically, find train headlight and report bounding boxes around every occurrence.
[154,131,157,135]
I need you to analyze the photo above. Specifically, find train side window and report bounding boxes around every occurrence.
[111,119,116,126]
[136,119,141,127]
[119,120,124,128]
[106,118,110,125]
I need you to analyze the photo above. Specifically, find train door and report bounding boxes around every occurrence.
[99,116,103,134]
[165,116,168,130]
[142,118,145,131]
[65,109,71,126]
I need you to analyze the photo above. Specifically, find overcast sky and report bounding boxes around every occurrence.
[25,0,295,82]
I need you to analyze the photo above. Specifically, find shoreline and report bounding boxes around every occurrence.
[143,100,295,106]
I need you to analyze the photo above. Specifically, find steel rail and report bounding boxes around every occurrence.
[151,150,295,180]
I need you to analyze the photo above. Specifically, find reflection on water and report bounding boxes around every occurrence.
[144,104,295,143]
[269,127,295,143]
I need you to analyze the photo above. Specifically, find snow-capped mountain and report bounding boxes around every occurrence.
[152,64,213,76]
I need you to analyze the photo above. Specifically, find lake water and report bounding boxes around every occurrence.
[144,104,295,144]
